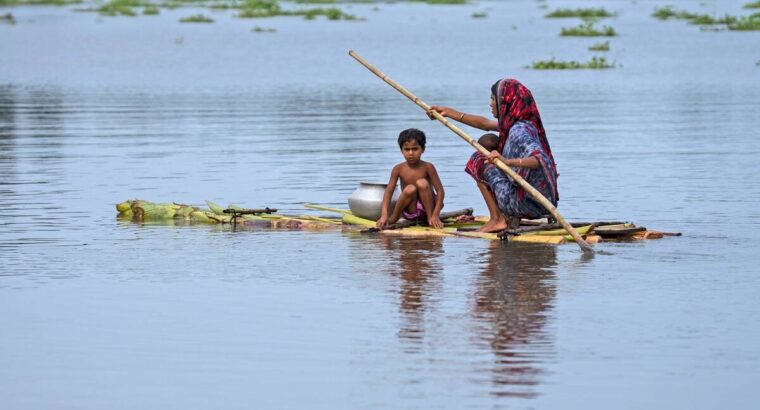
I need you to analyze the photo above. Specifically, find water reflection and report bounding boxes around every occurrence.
[377,235,444,352]
[471,242,557,399]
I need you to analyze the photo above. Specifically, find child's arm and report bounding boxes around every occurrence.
[427,163,445,229]
[376,165,400,229]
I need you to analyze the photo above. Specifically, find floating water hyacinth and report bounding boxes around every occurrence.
[589,41,610,51]
[545,8,614,19]
[560,22,617,36]
[180,14,214,23]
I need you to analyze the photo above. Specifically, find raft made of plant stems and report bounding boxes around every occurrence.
[545,8,614,19]
[560,22,617,36]
[529,57,614,70]
[306,204,678,244]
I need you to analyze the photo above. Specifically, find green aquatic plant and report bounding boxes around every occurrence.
[545,8,614,19]
[416,0,468,4]
[299,7,356,20]
[728,14,760,30]
[238,0,281,17]
[688,14,737,25]
[588,41,610,51]
[252,25,276,32]
[97,0,149,17]
[653,6,741,26]
[180,14,214,22]
[529,56,614,70]
[652,6,678,20]
[143,4,159,14]
[0,0,81,5]
[560,22,617,36]
[1,12,16,24]
[744,1,760,9]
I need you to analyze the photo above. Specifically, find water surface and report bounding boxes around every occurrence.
[1,1,760,408]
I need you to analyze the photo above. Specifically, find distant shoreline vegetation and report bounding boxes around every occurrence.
[529,57,614,70]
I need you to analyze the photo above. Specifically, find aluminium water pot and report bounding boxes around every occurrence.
[347,182,400,221]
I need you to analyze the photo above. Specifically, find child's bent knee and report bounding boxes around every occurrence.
[415,178,430,190]
[402,185,417,195]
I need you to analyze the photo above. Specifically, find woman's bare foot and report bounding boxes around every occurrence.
[478,216,508,233]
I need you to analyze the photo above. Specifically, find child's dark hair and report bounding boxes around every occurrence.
[398,128,426,149]
[478,133,500,152]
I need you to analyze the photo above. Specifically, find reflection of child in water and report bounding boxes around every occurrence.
[376,129,445,229]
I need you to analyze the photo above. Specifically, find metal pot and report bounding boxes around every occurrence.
[348,182,399,221]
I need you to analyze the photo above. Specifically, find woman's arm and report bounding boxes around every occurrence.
[487,151,540,169]
[428,106,498,131]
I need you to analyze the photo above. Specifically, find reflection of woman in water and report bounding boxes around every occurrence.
[471,242,557,398]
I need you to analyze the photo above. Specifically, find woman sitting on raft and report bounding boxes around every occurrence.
[429,78,559,233]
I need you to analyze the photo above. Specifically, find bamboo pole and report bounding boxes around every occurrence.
[348,50,594,254]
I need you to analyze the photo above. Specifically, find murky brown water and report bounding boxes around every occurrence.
[1,1,760,408]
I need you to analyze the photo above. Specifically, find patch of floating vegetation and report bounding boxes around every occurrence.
[560,21,617,36]
[1,12,16,24]
[745,1,760,9]
[296,0,469,3]
[236,0,358,20]
[529,56,614,70]
[545,8,614,19]
[653,6,760,31]
[97,0,149,17]
[143,4,159,14]
[471,11,487,18]
[180,14,214,22]
[588,40,610,51]
[729,14,760,30]
[0,0,81,5]
[252,25,276,32]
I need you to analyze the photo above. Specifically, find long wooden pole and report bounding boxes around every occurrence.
[348,50,594,254]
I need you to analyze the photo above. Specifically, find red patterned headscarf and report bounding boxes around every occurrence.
[492,79,555,168]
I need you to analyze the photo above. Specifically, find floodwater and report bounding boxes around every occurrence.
[1,0,759,408]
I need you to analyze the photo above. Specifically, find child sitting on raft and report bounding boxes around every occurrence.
[376,128,445,230]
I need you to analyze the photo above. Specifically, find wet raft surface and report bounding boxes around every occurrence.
[117,200,681,245]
